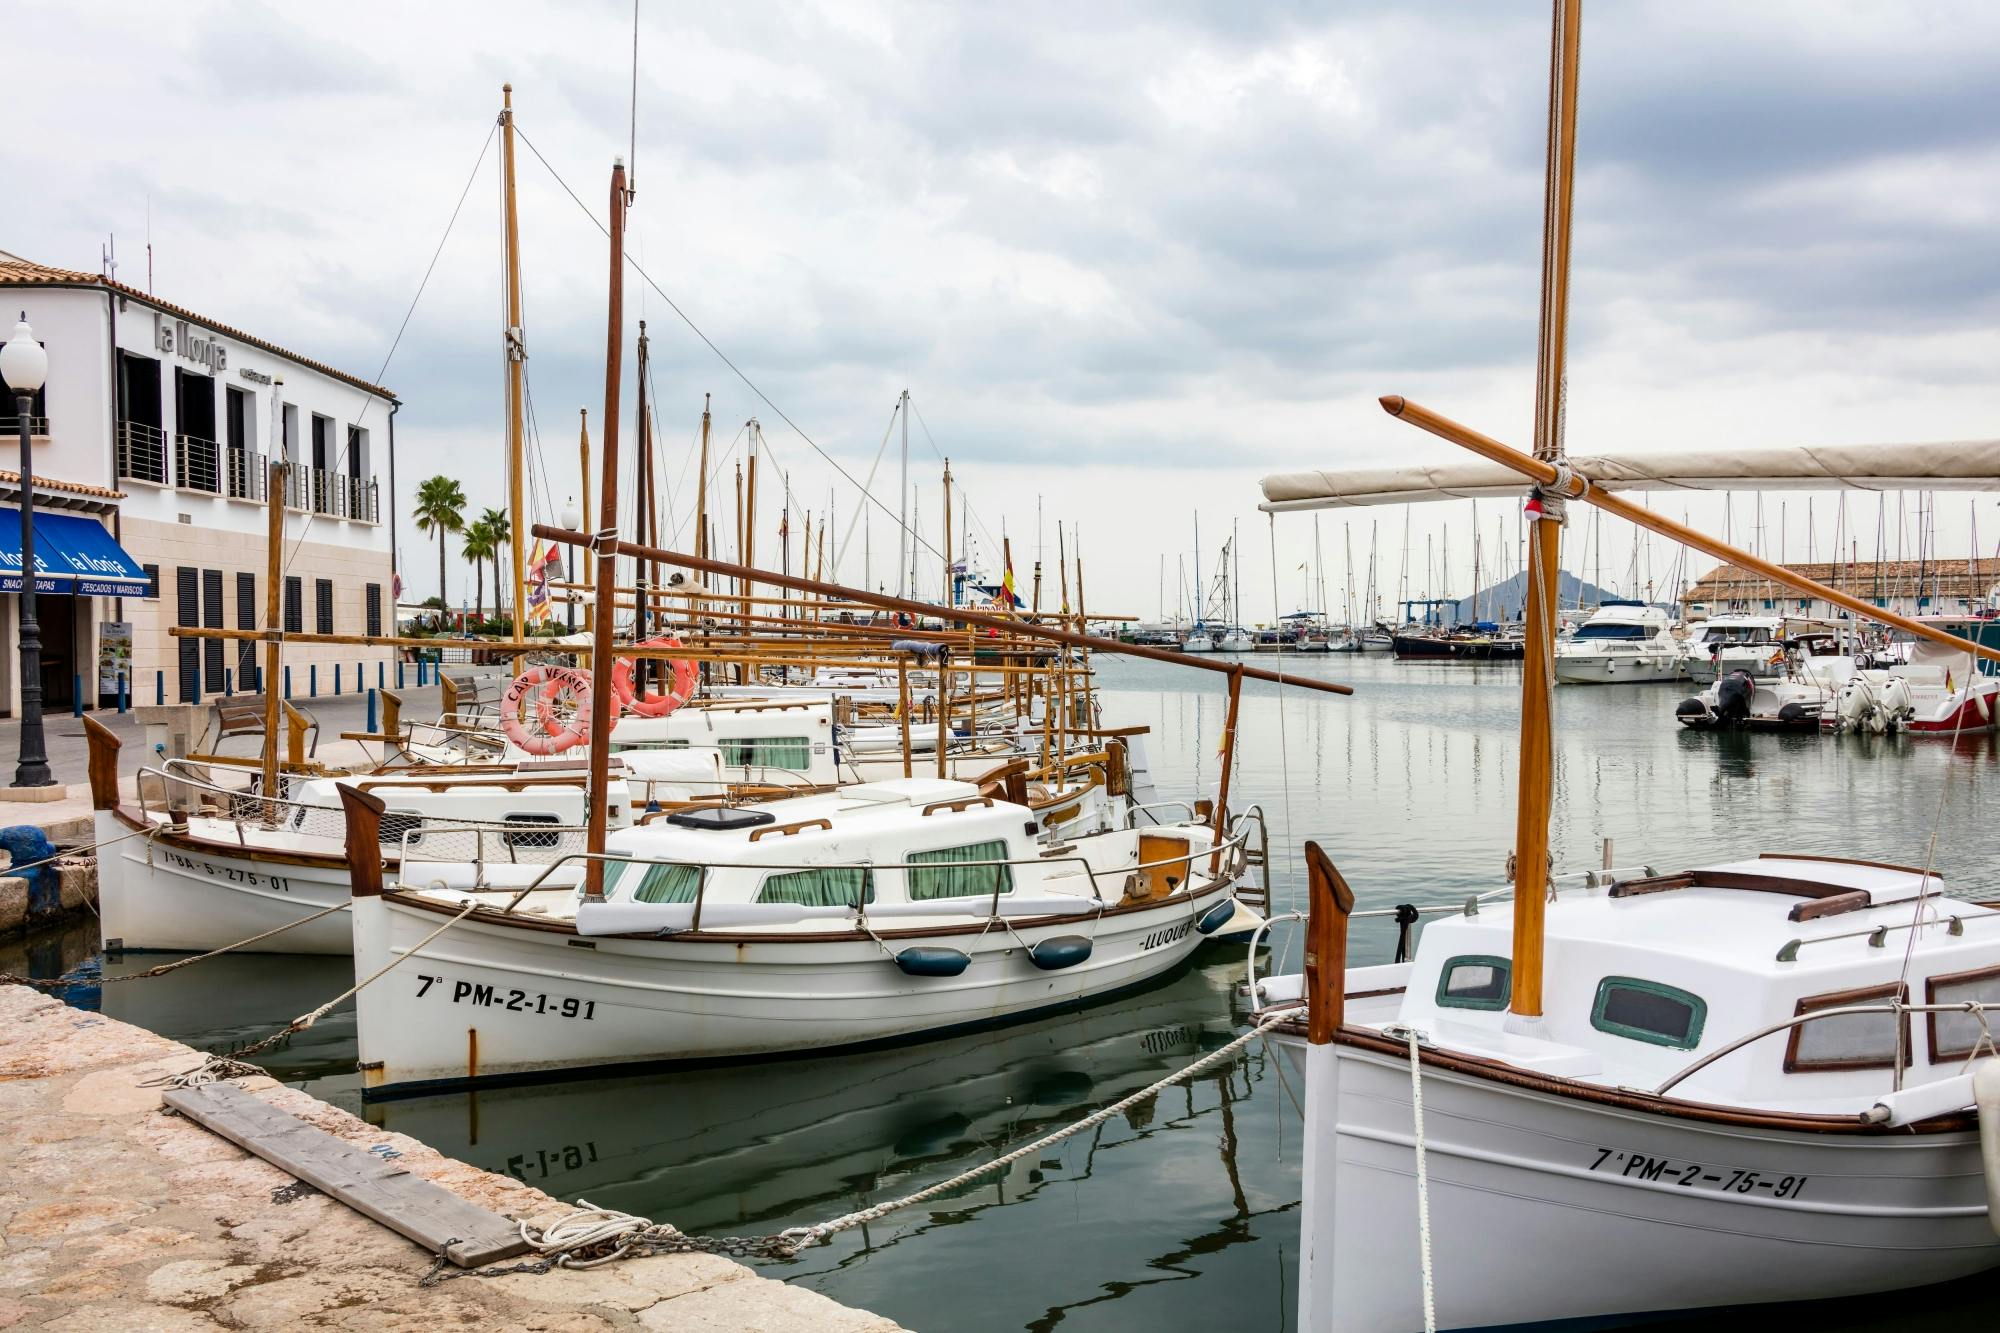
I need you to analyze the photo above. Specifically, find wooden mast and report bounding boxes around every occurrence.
[632,321,651,689]
[500,84,528,645]
[941,458,953,609]
[578,408,592,632]
[1508,0,1583,1021]
[583,158,628,902]
[694,394,710,678]
[260,454,286,798]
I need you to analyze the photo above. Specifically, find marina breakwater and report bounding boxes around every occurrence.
[0,985,905,1331]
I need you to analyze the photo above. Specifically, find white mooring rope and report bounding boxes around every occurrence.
[1409,1027,1438,1333]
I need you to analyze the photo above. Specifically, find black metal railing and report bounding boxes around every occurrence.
[0,414,48,437]
[284,464,380,522]
[175,433,221,493]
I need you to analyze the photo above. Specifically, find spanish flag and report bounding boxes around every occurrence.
[1002,559,1017,613]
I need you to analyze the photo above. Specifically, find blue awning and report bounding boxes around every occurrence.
[0,509,149,596]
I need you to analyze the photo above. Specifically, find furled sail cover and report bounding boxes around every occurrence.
[1260,442,2000,512]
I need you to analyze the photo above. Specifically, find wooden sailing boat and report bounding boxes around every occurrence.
[1256,3,2000,1328]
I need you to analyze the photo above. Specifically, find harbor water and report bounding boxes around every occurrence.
[15,652,1998,1330]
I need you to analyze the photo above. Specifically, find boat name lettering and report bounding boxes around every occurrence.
[413,972,596,1021]
[1140,920,1194,951]
[1587,1147,1807,1198]
[162,851,288,892]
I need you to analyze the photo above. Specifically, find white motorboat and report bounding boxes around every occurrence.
[1257,848,2000,1333]
[1552,599,1685,683]
[1216,626,1255,653]
[1681,613,1791,683]
[1675,622,2000,735]
[339,777,1253,1094]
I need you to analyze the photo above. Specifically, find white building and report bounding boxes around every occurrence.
[0,250,397,715]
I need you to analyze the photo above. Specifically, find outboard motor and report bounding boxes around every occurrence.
[1835,679,1875,734]
[1715,670,1755,725]
[1879,676,1915,730]
[1674,695,1713,727]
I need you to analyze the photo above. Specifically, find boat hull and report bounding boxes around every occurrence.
[354,877,1237,1096]
[1289,1036,1998,1332]
[1553,651,1685,684]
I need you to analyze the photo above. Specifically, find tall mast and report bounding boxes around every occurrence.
[1509,0,1583,1023]
[694,394,710,563]
[501,84,528,645]
[1193,513,1202,629]
[896,388,910,600]
[578,408,591,632]
[941,458,953,608]
[583,157,629,901]
[742,421,759,658]
[632,321,650,680]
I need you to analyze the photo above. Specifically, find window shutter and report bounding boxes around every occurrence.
[235,572,258,686]
[284,576,302,633]
[366,583,383,637]
[315,579,334,635]
[175,568,200,703]
[201,568,224,693]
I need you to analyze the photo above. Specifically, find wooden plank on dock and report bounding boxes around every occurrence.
[164,1082,531,1267]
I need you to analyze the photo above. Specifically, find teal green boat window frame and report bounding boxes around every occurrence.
[720,736,814,771]
[757,865,875,908]
[1435,955,1512,1011]
[1591,976,1707,1050]
[622,862,705,905]
[906,840,1014,901]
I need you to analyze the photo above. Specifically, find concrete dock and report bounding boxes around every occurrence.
[0,985,906,1331]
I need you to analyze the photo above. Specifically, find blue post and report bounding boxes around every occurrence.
[155,671,164,706]
[118,673,128,714]
[334,663,341,696]
[377,661,385,689]
[283,665,292,699]
[71,674,82,718]
[224,668,233,698]
[310,664,317,697]
[397,659,405,689]
[366,687,377,734]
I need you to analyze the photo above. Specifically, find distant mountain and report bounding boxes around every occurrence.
[1449,569,1629,623]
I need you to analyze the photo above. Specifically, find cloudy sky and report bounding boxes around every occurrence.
[16,1,2000,618]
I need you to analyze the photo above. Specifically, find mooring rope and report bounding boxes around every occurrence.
[1408,1027,1439,1333]
[1,900,352,993]
[421,1011,1294,1283]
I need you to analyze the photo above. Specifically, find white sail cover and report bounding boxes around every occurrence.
[1260,442,2000,511]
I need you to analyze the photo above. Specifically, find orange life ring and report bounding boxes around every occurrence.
[613,637,698,717]
[503,665,593,754]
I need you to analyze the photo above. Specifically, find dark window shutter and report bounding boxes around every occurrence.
[236,572,258,685]
[284,576,302,633]
[142,563,160,599]
[201,568,224,693]
[315,579,334,634]
[175,568,200,703]
[366,583,382,637]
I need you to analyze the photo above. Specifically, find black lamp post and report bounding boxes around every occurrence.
[1,316,54,788]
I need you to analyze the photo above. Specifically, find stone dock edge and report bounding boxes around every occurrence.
[0,985,908,1331]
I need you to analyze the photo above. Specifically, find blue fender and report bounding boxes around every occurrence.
[1028,935,1093,971]
[0,826,60,921]
[895,946,972,977]
[1195,898,1238,936]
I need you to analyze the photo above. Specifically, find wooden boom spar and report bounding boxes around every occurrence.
[1380,395,2000,669]
[529,525,1355,697]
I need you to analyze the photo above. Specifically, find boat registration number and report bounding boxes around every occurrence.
[163,851,291,894]
[414,972,597,1021]
[1588,1147,1808,1198]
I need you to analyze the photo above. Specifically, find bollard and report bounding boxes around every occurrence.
[310,664,318,697]
[224,668,233,698]
[155,671,164,706]
[397,659,405,690]
[71,674,82,717]
[334,663,342,696]
[377,661,385,689]
[366,687,377,734]
[284,665,292,699]
[118,673,128,714]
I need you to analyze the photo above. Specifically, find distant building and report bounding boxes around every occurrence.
[0,250,397,715]
[1682,559,2000,622]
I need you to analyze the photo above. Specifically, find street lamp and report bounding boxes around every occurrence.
[0,316,54,789]
[560,499,580,633]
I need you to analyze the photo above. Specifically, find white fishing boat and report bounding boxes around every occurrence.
[339,777,1253,1095]
[1552,599,1685,683]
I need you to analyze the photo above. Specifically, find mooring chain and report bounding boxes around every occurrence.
[419,1013,1290,1285]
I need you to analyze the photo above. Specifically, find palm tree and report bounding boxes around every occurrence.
[480,508,512,621]
[413,476,468,611]
[461,518,496,619]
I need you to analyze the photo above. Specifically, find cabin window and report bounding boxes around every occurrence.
[1435,955,1511,1011]
[1574,623,1648,641]
[1926,966,2000,1062]
[720,737,813,771]
[502,813,563,850]
[624,862,704,904]
[609,738,690,755]
[1785,982,1909,1072]
[758,866,873,908]
[907,840,1013,900]
[1591,978,1707,1050]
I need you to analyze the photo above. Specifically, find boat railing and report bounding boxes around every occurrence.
[135,763,587,864]
[393,817,1258,932]
[1653,999,1995,1099]
[1129,799,1198,827]
[1774,902,1989,961]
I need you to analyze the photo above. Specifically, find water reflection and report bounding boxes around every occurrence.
[11,650,1996,1330]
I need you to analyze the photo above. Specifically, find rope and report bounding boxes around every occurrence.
[1,900,352,992]
[1,823,153,879]
[1408,1027,1438,1333]
[424,1011,1291,1283]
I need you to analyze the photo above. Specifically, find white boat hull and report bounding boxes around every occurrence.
[1289,1036,1998,1332]
[95,811,355,955]
[1553,651,1685,684]
[353,880,1234,1095]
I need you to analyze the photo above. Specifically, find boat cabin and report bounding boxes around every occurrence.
[1568,600,1672,641]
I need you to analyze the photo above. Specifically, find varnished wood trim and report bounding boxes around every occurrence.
[84,714,122,811]
[1783,980,1910,1074]
[1924,962,2000,1063]
[747,817,832,842]
[1758,851,1939,879]
[339,786,388,898]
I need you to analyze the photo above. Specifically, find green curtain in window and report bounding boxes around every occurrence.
[758,866,873,908]
[907,840,1013,901]
[721,737,813,771]
[624,862,703,904]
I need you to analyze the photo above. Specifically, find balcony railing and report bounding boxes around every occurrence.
[175,433,221,494]
[0,415,48,438]
[226,449,268,501]
[116,421,169,485]
[285,464,380,523]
